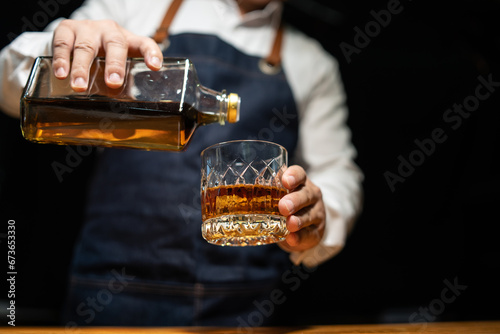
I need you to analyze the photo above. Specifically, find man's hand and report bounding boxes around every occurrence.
[278,165,326,252]
[51,19,163,91]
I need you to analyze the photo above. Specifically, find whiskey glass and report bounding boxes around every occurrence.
[200,140,289,246]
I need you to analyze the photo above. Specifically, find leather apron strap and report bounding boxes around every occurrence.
[259,20,283,74]
[152,0,284,73]
[152,0,183,44]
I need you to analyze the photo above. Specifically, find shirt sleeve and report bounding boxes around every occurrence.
[283,30,364,267]
[0,0,130,118]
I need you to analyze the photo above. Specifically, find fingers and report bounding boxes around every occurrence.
[279,222,325,252]
[279,167,322,220]
[284,203,323,233]
[281,165,307,191]
[102,23,163,87]
[70,22,100,91]
[280,196,325,251]
[102,22,129,88]
[52,20,76,80]
[126,32,163,70]
[278,165,326,252]
[52,19,163,91]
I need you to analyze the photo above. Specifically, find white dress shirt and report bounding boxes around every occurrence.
[0,0,364,267]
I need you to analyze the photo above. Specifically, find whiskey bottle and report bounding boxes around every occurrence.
[20,57,240,151]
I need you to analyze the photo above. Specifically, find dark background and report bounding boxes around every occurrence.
[1,0,499,326]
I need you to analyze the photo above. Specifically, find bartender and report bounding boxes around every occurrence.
[0,0,363,326]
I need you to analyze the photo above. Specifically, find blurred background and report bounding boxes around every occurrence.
[1,0,499,326]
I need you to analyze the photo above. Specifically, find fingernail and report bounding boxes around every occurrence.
[73,77,87,88]
[286,175,296,188]
[55,67,66,78]
[283,199,294,214]
[292,215,302,230]
[108,72,122,84]
[150,56,161,68]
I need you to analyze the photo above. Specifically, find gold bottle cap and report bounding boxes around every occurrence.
[227,93,240,123]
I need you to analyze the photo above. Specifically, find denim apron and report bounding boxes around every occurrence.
[63,3,299,327]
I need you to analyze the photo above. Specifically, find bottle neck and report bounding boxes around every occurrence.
[196,87,239,126]
[196,86,228,126]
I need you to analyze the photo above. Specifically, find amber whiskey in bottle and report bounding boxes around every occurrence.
[21,57,240,151]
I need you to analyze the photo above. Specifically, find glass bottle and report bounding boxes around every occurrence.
[20,57,240,151]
